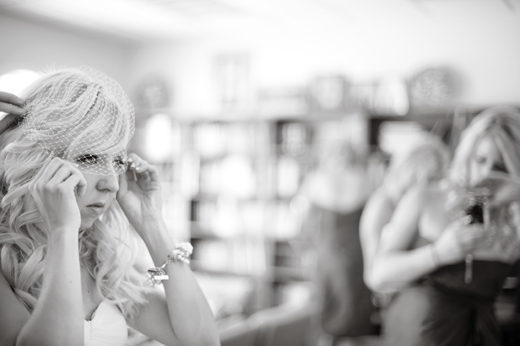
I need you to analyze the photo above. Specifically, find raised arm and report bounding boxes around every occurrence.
[368,187,433,292]
[369,186,487,293]
[0,158,87,346]
[0,91,24,116]
[359,187,395,290]
[117,154,219,346]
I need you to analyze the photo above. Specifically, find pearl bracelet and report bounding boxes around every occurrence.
[146,242,193,287]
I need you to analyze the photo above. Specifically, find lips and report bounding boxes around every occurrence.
[87,202,106,209]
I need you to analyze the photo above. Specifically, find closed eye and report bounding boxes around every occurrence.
[77,154,99,165]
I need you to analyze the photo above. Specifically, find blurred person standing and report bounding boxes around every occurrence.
[360,135,450,298]
[299,141,375,341]
[369,106,520,346]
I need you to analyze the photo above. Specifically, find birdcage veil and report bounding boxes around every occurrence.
[20,66,135,175]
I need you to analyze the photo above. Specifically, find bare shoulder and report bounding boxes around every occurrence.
[363,187,393,215]
[398,185,429,212]
[360,187,395,236]
[420,182,450,213]
[0,264,31,345]
[403,183,446,210]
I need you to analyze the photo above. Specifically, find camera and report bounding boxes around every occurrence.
[462,189,489,224]
[464,201,484,224]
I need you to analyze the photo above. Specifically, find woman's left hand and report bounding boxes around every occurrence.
[117,153,163,234]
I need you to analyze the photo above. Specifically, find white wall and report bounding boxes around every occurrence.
[128,2,520,116]
[2,3,519,117]
[0,12,138,93]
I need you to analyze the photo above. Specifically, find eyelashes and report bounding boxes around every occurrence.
[77,154,100,164]
[74,154,129,174]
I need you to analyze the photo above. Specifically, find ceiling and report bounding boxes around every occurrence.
[0,0,518,42]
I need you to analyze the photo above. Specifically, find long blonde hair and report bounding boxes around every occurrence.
[384,134,450,203]
[0,68,148,318]
[450,106,520,186]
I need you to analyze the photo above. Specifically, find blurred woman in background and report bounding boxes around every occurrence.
[299,141,375,341]
[369,106,520,346]
[360,135,450,304]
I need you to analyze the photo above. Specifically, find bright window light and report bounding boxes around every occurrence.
[0,69,40,96]
[144,113,174,163]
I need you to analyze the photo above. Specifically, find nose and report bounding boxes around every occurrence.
[96,173,119,193]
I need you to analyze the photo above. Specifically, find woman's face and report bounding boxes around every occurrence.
[468,135,506,186]
[73,152,124,230]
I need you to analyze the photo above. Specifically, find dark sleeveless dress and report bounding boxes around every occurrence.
[303,203,376,336]
[384,237,511,346]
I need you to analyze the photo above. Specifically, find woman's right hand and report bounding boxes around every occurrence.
[28,157,87,235]
[0,91,25,135]
[0,91,24,115]
[474,171,520,207]
[433,217,487,265]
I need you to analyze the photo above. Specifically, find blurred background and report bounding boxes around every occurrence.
[1,1,520,345]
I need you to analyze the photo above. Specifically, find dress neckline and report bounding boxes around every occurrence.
[85,300,107,322]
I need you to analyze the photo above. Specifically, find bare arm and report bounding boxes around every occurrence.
[118,154,219,346]
[359,187,394,289]
[370,186,487,293]
[0,91,24,116]
[369,187,436,293]
[0,233,83,346]
[16,231,84,346]
[128,220,219,346]
[1,158,87,346]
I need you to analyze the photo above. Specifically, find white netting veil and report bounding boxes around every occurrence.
[20,66,135,175]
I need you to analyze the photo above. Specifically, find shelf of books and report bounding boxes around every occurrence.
[132,108,372,316]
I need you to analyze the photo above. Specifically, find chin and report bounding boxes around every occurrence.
[79,219,98,231]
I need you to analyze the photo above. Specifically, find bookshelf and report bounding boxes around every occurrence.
[184,118,310,309]
[132,108,373,314]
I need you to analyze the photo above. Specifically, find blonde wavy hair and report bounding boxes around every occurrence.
[0,68,149,318]
[384,134,450,203]
[449,106,520,186]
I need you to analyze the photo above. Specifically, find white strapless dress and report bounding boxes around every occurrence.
[84,301,128,346]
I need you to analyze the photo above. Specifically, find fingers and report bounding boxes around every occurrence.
[61,173,87,197]
[126,154,157,181]
[49,161,87,197]
[0,91,25,115]
[459,224,486,246]
[31,157,86,196]
[446,218,486,252]
[0,91,24,107]
[477,173,520,207]
[0,103,25,116]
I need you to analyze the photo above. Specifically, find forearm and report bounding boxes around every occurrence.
[369,244,437,293]
[140,219,219,346]
[17,231,83,346]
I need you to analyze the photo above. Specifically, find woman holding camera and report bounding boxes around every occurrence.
[368,106,520,346]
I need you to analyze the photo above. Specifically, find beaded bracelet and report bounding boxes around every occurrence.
[146,242,193,287]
